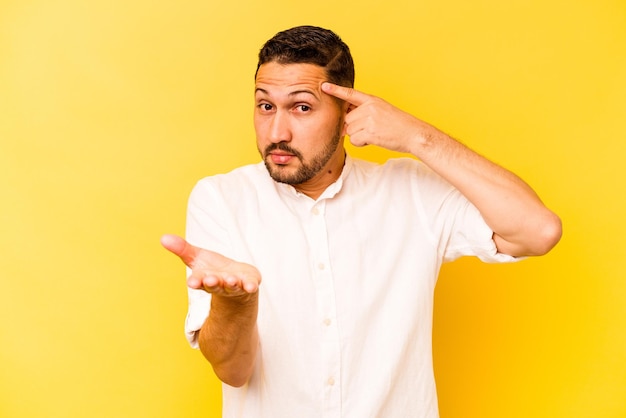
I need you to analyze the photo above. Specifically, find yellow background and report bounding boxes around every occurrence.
[1,0,624,417]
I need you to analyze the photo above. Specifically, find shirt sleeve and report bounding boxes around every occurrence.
[184,178,233,348]
[409,159,520,264]
[441,196,520,263]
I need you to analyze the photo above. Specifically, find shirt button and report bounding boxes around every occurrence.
[312,207,320,215]
[323,318,332,326]
[327,377,335,386]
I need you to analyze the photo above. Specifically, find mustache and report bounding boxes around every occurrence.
[264,142,304,160]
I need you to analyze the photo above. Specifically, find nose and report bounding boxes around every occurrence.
[268,110,291,143]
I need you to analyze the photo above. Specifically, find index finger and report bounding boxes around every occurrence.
[322,82,370,106]
[160,234,198,268]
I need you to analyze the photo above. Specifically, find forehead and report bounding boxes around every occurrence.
[255,62,327,96]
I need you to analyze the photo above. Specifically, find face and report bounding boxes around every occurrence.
[254,62,346,188]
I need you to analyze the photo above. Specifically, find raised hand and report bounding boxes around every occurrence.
[160,234,261,299]
[323,82,561,257]
[322,82,431,155]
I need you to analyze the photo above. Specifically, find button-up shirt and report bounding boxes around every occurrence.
[185,156,516,418]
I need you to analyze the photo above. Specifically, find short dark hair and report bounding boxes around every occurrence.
[256,25,355,88]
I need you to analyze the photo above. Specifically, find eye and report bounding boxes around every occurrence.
[296,104,311,112]
[258,103,273,112]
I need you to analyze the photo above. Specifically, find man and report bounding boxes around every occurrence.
[161,25,561,417]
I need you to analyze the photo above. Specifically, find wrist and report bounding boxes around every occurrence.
[408,123,451,161]
[211,292,258,312]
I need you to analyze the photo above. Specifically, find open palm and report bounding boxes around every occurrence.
[161,234,261,298]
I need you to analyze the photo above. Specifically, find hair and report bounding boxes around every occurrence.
[255,25,355,88]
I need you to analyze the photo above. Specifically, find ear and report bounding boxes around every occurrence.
[341,117,348,137]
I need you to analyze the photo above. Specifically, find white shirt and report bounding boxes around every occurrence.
[185,156,517,418]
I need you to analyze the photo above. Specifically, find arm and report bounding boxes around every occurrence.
[161,234,260,387]
[322,82,562,257]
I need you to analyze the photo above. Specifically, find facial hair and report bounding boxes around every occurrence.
[261,124,342,186]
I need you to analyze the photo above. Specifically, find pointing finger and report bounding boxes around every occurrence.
[160,234,199,268]
[322,82,370,106]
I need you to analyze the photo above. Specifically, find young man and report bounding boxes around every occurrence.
[162,25,561,417]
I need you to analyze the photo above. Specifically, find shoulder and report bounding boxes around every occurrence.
[198,161,267,185]
[194,162,268,191]
[189,162,271,204]
[348,156,435,182]
[346,156,456,203]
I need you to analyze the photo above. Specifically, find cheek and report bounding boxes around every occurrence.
[318,115,343,138]
[300,113,339,133]
[254,123,268,152]
[253,117,268,138]
[253,113,262,131]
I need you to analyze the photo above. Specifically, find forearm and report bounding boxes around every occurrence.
[409,125,562,256]
[198,294,259,387]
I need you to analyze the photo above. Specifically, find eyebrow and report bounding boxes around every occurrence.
[255,88,319,100]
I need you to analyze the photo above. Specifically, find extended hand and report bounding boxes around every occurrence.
[322,82,429,154]
[161,234,261,299]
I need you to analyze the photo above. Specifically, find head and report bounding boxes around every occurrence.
[254,26,355,197]
[256,25,355,89]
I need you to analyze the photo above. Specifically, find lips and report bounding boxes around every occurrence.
[264,143,302,165]
[269,152,295,165]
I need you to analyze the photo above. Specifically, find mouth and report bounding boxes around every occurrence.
[268,151,295,165]
[264,143,302,166]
